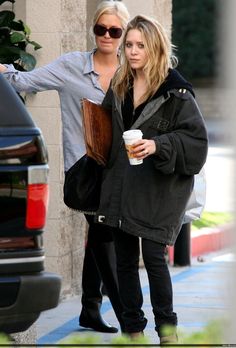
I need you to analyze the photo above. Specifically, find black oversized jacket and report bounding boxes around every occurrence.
[95,73,208,245]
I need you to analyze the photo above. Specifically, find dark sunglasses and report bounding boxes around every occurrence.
[93,24,123,39]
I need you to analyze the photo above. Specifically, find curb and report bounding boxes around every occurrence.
[168,223,233,264]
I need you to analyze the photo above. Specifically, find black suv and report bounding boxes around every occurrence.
[0,75,61,333]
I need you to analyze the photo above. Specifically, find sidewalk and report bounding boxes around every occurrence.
[36,248,233,345]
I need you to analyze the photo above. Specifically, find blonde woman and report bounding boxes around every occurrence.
[96,15,208,343]
[0,1,130,334]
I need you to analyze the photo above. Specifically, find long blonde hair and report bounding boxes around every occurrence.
[112,15,176,102]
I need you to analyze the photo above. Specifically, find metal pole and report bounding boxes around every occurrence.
[173,223,191,266]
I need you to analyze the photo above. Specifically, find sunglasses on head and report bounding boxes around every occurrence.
[93,24,123,39]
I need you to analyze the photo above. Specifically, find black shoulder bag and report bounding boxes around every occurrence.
[63,155,103,214]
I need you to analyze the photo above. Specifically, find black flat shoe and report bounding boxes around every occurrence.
[79,307,118,333]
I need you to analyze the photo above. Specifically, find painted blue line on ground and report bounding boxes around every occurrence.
[179,322,206,328]
[174,304,226,309]
[37,302,112,344]
[142,264,212,296]
[174,290,221,295]
[37,262,219,344]
[37,317,78,344]
[136,322,207,329]
[141,303,226,310]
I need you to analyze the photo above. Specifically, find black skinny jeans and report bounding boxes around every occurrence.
[112,228,177,335]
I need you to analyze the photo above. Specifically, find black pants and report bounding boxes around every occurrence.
[112,228,177,335]
[81,241,102,307]
[81,215,124,327]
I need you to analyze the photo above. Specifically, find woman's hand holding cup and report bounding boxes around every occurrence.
[122,129,156,165]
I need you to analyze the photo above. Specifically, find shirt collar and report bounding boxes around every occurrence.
[83,48,121,75]
[83,49,98,75]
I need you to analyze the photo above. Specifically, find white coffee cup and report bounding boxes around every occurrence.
[122,129,143,165]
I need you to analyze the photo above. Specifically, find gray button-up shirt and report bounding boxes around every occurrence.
[3,50,106,171]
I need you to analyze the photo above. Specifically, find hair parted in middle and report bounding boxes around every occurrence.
[112,15,177,103]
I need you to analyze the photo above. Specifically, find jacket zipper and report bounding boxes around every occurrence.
[118,138,125,230]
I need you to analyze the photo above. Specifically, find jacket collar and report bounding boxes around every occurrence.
[114,97,123,130]
[132,95,167,129]
[114,93,169,130]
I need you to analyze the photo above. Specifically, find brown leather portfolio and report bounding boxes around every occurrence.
[81,98,112,166]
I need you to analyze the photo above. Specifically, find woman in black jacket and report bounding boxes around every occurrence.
[96,15,208,344]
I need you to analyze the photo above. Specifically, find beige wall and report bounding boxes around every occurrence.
[124,0,172,35]
[11,0,172,297]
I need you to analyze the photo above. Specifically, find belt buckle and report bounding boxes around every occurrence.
[98,215,105,223]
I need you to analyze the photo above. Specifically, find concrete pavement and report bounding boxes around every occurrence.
[36,248,233,345]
